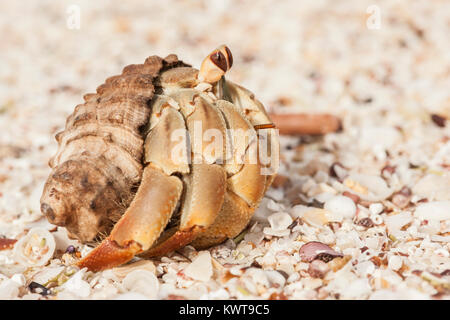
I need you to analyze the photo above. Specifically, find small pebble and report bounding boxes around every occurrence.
[28,281,51,296]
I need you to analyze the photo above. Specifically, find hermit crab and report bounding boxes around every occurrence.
[40,46,340,272]
[40,46,281,271]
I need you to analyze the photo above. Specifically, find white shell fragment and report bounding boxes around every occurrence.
[414,201,450,221]
[369,203,384,215]
[32,266,65,285]
[122,269,159,299]
[384,212,413,232]
[183,251,213,282]
[112,260,156,280]
[268,212,293,230]
[61,269,91,298]
[388,255,403,271]
[413,174,450,201]
[324,195,357,220]
[13,228,55,267]
[264,212,293,236]
[343,174,393,201]
[0,279,20,299]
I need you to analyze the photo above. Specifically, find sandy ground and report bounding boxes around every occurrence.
[0,0,449,299]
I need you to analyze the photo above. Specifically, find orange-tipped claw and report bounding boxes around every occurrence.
[76,165,183,272]
[76,238,141,272]
[141,227,200,258]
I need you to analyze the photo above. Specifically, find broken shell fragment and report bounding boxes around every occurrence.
[183,251,213,282]
[112,259,156,280]
[308,259,330,278]
[391,186,412,209]
[299,207,342,226]
[414,201,450,221]
[269,113,342,135]
[343,174,392,201]
[122,269,159,299]
[0,238,17,251]
[299,241,343,263]
[267,212,293,231]
[13,228,55,267]
[324,195,357,220]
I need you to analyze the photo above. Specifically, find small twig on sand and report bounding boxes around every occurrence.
[269,113,342,135]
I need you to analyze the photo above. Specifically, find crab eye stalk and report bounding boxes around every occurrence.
[198,45,233,83]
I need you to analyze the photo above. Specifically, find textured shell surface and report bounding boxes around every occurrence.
[40,52,279,250]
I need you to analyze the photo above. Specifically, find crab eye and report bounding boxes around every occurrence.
[198,45,234,84]
[210,51,228,72]
[224,46,233,68]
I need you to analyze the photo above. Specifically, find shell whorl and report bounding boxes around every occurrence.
[41,55,189,243]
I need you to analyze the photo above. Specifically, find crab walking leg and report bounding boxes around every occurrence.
[269,113,342,135]
[77,165,182,271]
[191,139,267,248]
[141,164,226,257]
[191,190,253,248]
[223,81,279,192]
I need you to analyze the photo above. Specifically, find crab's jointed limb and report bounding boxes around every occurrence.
[76,165,183,271]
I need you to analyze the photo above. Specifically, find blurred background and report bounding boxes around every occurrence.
[0,0,449,223]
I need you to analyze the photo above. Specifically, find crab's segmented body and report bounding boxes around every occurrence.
[40,47,279,271]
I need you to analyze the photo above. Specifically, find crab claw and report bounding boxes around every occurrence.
[76,238,141,271]
[77,165,183,272]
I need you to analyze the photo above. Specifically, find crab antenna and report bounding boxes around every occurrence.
[198,45,233,84]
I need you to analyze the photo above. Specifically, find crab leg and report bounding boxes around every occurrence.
[141,163,226,257]
[77,165,183,271]
[191,146,265,248]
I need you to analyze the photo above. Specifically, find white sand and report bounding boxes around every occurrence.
[0,0,449,299]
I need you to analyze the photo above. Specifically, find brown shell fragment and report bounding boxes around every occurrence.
[0,238,17,251]
[299,241,343,262]
[269,113,342,135]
